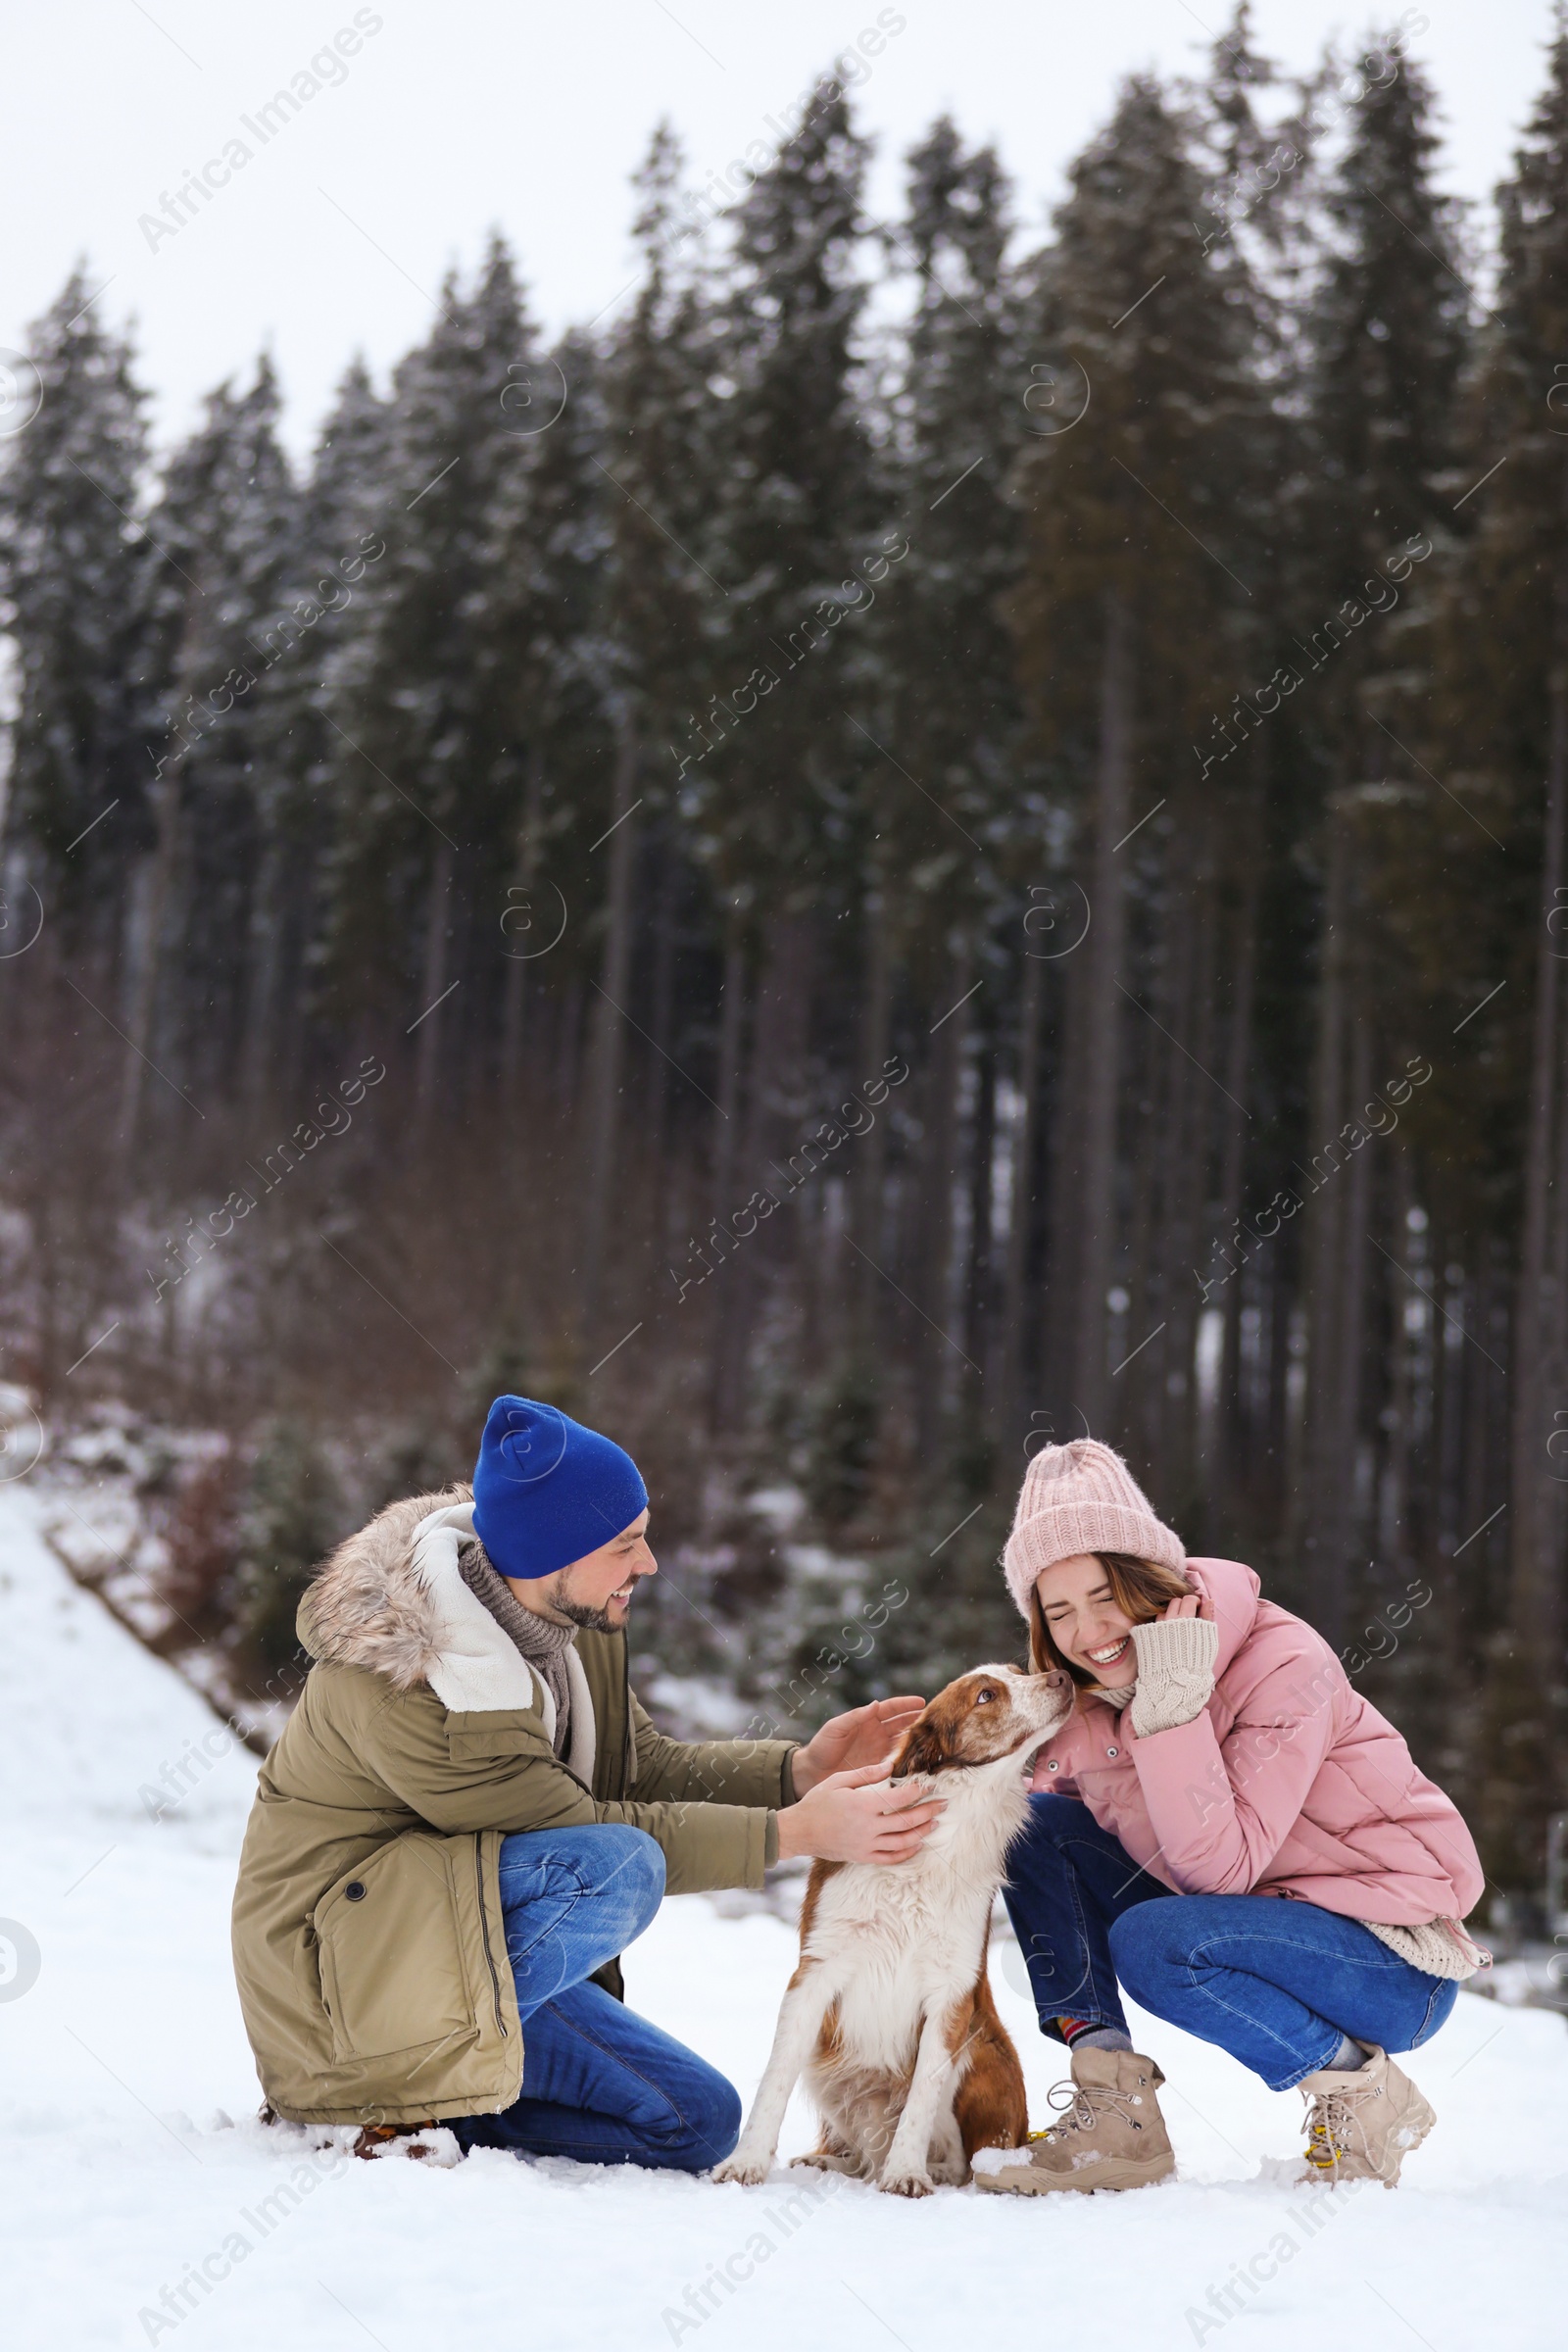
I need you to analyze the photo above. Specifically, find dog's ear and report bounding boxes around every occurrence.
[892,1714,949,1780]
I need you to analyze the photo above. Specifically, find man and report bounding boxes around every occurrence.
[231,1395,939,2170]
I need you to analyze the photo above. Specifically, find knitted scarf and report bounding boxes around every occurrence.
[458,1543,575,1757]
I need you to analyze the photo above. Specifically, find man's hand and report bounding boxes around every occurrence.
[790,1695,925,1797]
[775,1761,944,1866]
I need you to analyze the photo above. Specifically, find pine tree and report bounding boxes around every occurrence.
[1369,14,1568,1808]
[283,357,394,1093]
[875,119,1024,1466]
[1011,74,1258,1462]
[1294,35,1467,1640]
[0,272,157,940]
[325,239,536,1111]
[697,78,879,1420]
[1179,7,1304,1549]
[579,126,722,1330]
[123,357,298,1138]
[1491,12,1568,1672]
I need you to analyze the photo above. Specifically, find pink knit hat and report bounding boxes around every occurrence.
[1003,1440,1186,1619]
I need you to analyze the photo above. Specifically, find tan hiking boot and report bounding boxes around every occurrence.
[1298,2044,1435,2186]
[973,2047,1174,2195]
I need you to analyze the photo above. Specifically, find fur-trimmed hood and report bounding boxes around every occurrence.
[299,1484,477,1690]
[299,1484,595,1780]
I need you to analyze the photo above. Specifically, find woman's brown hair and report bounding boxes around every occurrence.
[1027,1551,1195,1688]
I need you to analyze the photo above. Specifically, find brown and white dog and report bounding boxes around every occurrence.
[712,1663,1075,2197]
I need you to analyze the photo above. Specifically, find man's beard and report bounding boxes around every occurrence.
[551,1590,628,1636]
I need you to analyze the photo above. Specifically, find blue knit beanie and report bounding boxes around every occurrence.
[471,1395,649,1581]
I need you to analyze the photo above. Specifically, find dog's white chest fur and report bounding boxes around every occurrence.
[808,1773,1027,2076]
[714,1665,1071,2191]
[712,1662,1073,2198]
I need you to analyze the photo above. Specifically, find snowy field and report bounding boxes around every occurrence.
[2,1481,1562,2352]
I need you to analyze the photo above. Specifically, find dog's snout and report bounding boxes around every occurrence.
[1039,1667,1071,1699]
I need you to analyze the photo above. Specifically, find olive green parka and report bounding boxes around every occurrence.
[230,1490,796,2127]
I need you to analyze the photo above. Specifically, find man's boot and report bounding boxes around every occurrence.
[1297,2044,1435,2186]
[352,2120,443,2161]
[973,2046,1174,2194]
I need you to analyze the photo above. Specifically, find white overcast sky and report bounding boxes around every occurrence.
[3,0,1558,457]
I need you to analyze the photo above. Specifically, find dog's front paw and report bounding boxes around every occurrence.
[880,2168,935,2198]
[711,2152,772,2187]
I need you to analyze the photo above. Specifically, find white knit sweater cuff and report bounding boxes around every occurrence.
[1128,1615,1218,1739]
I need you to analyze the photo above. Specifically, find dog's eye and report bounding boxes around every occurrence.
[975,1688,997,1705]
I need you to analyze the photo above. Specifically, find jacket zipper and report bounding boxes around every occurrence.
[474,1841,507,2038]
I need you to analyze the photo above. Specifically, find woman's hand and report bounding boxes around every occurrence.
[790,1695,925,1797]
[775,1762,945,1865]
[1128,1600,1218,1740]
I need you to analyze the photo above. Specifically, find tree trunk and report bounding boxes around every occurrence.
[852,875,894,1355]
[998,944,1044,1449]
[964,1043,997,1378]
[712,909,813,1427]
[1211,769,1263,1529]
[500,748,544,1113]
[645,835,678,1195]
[117,770,182,1158]
[1327,1006,1375,1636]
[1511,533,1568,1654]
[707,915,748,1425]
[1121,967,1161,1467]
[240,830,285,1109]
[1070,588,1133,1437]
[414,835,455,1128]
[581,729,641,1337]
[915,934,972,1468]
[1165,862,1217,1513]
[1298,794,1349,1625]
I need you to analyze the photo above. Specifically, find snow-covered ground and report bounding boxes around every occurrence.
[2,1480,1562,2351]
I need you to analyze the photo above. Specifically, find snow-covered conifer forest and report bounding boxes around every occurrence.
[2,14,1567,1915]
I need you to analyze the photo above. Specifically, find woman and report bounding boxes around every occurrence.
[977,1441,1485,2196]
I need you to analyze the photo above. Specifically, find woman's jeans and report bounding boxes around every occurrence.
[1004,1795,1458,2092]
[452,1825,741,2170]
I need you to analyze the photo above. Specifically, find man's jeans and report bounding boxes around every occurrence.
[1004,1795,1458,2092]
[452,1825,741,2170]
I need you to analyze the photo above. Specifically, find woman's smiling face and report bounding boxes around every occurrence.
[1034,1553,1139,1686]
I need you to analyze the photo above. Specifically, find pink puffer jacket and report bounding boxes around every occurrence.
[1028,1556,1484,1926]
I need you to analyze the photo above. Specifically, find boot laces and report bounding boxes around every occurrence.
[1301,2079,1381,2174]
[1028,2078,1142,2144]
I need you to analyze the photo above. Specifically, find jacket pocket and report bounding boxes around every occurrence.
[313,1833,479,2065]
